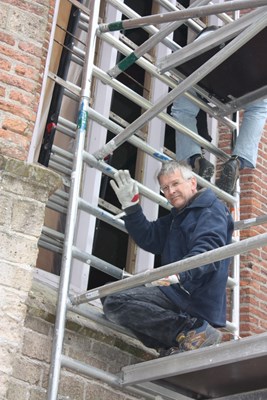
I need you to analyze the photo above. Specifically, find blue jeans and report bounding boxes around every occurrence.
[171,94,267,168]
[101,285,197,349]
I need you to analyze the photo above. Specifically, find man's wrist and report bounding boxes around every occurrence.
[124,203,141,215]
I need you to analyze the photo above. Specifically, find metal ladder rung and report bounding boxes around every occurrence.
[68,0,90,16]
[48,71,81,97]
[48,160,72,177]
[46,199,67,214]
[72,246,126,280]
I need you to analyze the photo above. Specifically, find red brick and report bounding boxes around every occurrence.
[18,41,42,58]
[2,117,28,135]
[0,71,36,93]
[0,44,41,69]
[0,57,12,71]
[0,32,15,46]
[0,99,36,122]
[0,86,6,97]
[15,64,39,81]
[0,129,29,161]
[9,89,35,107]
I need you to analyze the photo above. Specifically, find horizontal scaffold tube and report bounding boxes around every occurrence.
[85,107,236,204]
[98,0,267,32]
[70,232,267,305]
[61,355,161,400]
[157,7,264,71]
[106,0,210,78]
[82,152,172,211]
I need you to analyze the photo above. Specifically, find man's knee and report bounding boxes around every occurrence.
[101,293,120,314]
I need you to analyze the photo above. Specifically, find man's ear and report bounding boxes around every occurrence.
[191,176,198,190]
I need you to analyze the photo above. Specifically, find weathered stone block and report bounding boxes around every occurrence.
[6,379,29,400]
[24,315,51,336]
[29,388,47,400]
[0,194,11,226]
[0,155,62,198]
[22,330,52,363]
[58,373,85,399]
[0,371,8,399]
[0,343,17,374]
[8,10,47,43]
[0,262,33,291]
[12,356,42,385]
[0,3,8,29]
[0,313,25,345]
[0,231,38,265]
[11,198,45,237]
[84,382,128,400]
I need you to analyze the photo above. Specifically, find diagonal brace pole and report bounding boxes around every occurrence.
[93,15,267,161]
[98,0,267,32]
[107,0,210,78]
[157,6,265,72]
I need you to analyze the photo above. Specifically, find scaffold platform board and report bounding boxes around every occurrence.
[121,332,267,399]
[177,27,267,104]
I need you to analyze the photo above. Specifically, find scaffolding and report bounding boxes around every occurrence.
[33,0,267,398]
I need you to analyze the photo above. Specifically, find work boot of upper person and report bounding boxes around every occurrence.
[216,157,240,195]
[193,155,214,182]
[159,320,222,357]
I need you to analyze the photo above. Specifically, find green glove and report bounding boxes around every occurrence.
[110,170,139,209]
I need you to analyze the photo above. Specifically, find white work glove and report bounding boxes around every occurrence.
[150,274,179,287]
[110,170,139,209]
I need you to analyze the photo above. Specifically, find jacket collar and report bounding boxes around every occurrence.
[170,188,215,217]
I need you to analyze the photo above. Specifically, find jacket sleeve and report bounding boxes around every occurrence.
[123,205,172,255]
[179,203,233,283]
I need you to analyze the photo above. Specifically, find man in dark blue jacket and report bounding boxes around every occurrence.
[102,161,234,356]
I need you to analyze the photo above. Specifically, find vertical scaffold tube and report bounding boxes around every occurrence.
[46,1,101,399]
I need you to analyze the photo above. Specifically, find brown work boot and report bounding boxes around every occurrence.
[176,320,222,352]
[158,320,222,357]
[216,157,240,195]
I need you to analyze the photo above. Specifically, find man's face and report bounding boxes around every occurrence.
[159,170,197,209]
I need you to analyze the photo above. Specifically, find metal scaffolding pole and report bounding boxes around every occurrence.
[61,355,185,400]
[82,152,172,210]
[60,354,190,399]
[90,28,234,125]
[107,0,182,52]
[69,231,267,305]
[157,0,234,25]
[158,8,267,72]
[99,2,238,122]
[93,15,267,161]
[98,0,267,32]
[46,1,101,399]
[106,0,210,78]
[157,7,264,71]
[83,107,236,204]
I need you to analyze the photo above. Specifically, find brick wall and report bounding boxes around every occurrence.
[0,0,53,161]
[218,120,267,337]
[238,124,267,335]
[0,0,267,397]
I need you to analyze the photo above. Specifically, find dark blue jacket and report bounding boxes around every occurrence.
[124,188,234,327]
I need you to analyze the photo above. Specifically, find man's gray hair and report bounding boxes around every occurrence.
[157,160,194,181]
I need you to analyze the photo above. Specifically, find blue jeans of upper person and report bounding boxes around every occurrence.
[101,285,198,349]
[171,94,267,168]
